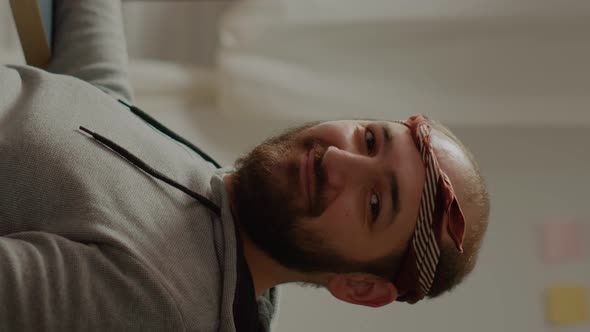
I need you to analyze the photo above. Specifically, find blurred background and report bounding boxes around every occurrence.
[1,0,589,331]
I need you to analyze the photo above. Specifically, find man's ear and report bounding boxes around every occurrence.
[326,273,398,308]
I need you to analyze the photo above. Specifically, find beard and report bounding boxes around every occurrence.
[231,123,383,275]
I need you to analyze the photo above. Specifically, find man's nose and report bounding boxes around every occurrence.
[321,146,375,191]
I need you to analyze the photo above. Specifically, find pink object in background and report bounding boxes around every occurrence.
[540,221,586,264]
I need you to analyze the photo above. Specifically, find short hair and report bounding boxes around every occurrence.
[425,119,490,298]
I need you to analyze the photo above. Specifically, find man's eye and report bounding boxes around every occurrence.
[365,129,376,154]
[370,193,380,223]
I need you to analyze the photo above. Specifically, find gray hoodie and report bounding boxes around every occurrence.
[0,0,276,331]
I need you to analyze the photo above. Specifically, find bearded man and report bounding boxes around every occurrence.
[0,0,489,331]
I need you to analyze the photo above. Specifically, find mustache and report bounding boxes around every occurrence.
[306,139,328,217]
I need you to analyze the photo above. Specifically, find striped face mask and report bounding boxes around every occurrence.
[393,115,466,304]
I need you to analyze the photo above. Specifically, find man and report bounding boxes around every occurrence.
[0,1,490,331]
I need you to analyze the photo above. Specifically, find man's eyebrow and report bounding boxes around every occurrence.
[380,123,400,223]
[382,123,393,145]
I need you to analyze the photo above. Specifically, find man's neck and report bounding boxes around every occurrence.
[223,173,301,297]
[240,234,297,297]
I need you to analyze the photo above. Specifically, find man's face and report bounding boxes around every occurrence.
[232,120,425,275]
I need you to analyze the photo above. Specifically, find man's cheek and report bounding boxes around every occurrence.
[320,205,355,229]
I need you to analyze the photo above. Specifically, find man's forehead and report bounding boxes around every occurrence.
[376,119,470,177]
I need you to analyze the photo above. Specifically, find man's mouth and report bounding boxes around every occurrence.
[300,148,316,212]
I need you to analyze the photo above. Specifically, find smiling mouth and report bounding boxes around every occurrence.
[299,148,316,212]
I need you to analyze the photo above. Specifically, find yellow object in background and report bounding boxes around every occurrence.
[9,0,53,68]
[546,285,589,326]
